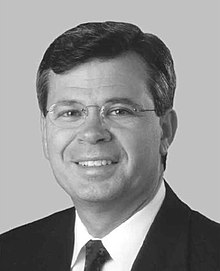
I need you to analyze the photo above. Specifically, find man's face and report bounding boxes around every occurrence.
[42,53,169,208]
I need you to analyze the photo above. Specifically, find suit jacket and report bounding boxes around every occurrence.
[0,182,220,271]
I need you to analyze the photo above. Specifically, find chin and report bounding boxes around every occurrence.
[70,183,124,204]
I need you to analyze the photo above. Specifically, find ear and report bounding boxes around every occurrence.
[40,114,49,160]
[159,109,178,155]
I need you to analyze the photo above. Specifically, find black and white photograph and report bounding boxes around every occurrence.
[0,1,219,270]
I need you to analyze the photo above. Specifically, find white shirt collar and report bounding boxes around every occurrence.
[71,180,166,270]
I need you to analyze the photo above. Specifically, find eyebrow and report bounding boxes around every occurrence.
[55,97,139,106]
[104,98,138,105]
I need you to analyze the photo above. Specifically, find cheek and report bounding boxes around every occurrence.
[46,128,75,159]
[118,123,161,164]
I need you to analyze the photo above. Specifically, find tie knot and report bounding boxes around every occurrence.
[84,240,110,271]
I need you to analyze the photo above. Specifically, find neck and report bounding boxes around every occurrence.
[73,177,163,238]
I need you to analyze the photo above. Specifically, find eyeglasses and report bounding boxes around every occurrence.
[46,100,156,128]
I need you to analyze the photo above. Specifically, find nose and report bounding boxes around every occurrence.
[76,112,112,144]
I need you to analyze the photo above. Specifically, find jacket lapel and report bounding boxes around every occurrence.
[131,182,191,271]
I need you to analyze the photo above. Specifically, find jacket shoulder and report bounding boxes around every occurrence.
[190,210,220,242]
[189,210,220,269]
[0,207,74,241]
[0,207,75,269]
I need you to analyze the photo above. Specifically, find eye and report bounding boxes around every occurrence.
[55,108,83,120]
[108,106,135,117]
[62,110,81,117]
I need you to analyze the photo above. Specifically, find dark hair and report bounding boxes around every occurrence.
[36,21,176,169]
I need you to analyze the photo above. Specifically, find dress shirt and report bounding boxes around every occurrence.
[71,180,166,271]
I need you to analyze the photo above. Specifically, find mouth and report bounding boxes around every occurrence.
[76,159,118,167]
[73,155,120,178]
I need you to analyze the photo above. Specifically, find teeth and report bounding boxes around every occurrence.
[78,160,113,167]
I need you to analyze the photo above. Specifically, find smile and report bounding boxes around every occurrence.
[77,160,115,167]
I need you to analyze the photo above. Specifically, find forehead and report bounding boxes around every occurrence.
[47,52,154,106]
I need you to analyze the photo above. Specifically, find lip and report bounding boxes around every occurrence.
[72,155,120,178]
[74,156,119,164]
[71,160,118,180]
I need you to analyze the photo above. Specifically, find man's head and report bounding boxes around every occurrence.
[37,22,177,209]
[37,22,176,170]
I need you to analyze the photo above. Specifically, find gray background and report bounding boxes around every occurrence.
[0,0,219,234]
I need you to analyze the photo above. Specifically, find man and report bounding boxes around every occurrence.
[0,21,219,271]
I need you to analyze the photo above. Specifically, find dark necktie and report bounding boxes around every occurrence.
[84,240,110,271]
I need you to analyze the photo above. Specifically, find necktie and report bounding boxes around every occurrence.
[84,240,110,271]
